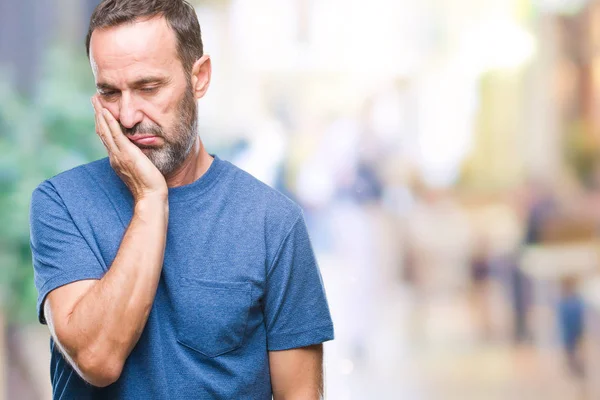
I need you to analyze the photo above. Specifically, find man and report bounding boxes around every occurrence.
[28,0,334,398]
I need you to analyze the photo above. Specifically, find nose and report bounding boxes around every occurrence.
[118,92,144,129]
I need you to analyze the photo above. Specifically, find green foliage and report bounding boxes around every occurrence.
[0,44,104,323]
[564,119,600,186]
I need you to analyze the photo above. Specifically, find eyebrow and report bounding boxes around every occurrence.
[96,76,171,91]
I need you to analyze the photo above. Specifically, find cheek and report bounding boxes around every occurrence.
[144,98,172,128]
[105,95,167,127]
[151,91,175,116]
[97,97,137,122]
[150,91,182,126]
[101,89,181,128]
[103,102,121,120]
[94,97,121,123]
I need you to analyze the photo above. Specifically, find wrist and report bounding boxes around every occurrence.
[134,195,169,217]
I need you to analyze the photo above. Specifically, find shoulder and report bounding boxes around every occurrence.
[223,160,303,223]
[31,157,117,212]
[33,156,108,187]
[226,163,298,210]
[33,157,121,197]
[48,157,111,189]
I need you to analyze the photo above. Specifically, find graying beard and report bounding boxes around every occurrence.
[146,86,198,177]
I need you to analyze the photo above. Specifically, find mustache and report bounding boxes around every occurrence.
[120,122,164,137]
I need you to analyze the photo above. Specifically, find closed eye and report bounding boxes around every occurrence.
[140,87,158,93]
[99,90,119,99]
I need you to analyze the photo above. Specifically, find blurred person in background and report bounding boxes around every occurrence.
[28,0,333,398]
[557,277,585,377]
[469,237,494,340]
[513,179,556,344]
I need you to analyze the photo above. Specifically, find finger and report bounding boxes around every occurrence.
[92,96,118,149]
[92,97,119,153]
[101,108,132,151]
[92,103,108,150]
[91,95,104,117]
[98,110,120,153]
[95,119,109,150]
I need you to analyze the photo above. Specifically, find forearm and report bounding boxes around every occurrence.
[270,345,324,400]
[272,377,323,400]
[56,197,168,380]
[273,387,323,400]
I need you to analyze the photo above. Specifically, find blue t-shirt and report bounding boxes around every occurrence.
[29,154,334,399]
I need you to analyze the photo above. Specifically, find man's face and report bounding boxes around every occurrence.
[89,16,197,177]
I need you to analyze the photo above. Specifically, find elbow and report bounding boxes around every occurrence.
[50,306,125,387]
[84,366,122,388]
[53,325,124,387]
[76,350,124,387]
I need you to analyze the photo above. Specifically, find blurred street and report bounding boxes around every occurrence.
[5,0,600,398]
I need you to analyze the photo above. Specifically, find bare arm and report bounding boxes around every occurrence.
[45,196,167,386]
[269,344,324,400]
[42,96,169,387]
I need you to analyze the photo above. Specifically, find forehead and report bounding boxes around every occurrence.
[89,15,179,83]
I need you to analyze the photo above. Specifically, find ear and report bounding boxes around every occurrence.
[190,55,211,100]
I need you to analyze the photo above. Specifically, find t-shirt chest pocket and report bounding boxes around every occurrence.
[173,277,252,358]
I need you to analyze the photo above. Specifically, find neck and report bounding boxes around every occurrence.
[165,136,213,188]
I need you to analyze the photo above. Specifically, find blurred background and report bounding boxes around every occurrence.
[4,0,600,398]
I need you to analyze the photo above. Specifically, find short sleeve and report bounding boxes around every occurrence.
[29,181,105,324]
[264,212,334,351]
